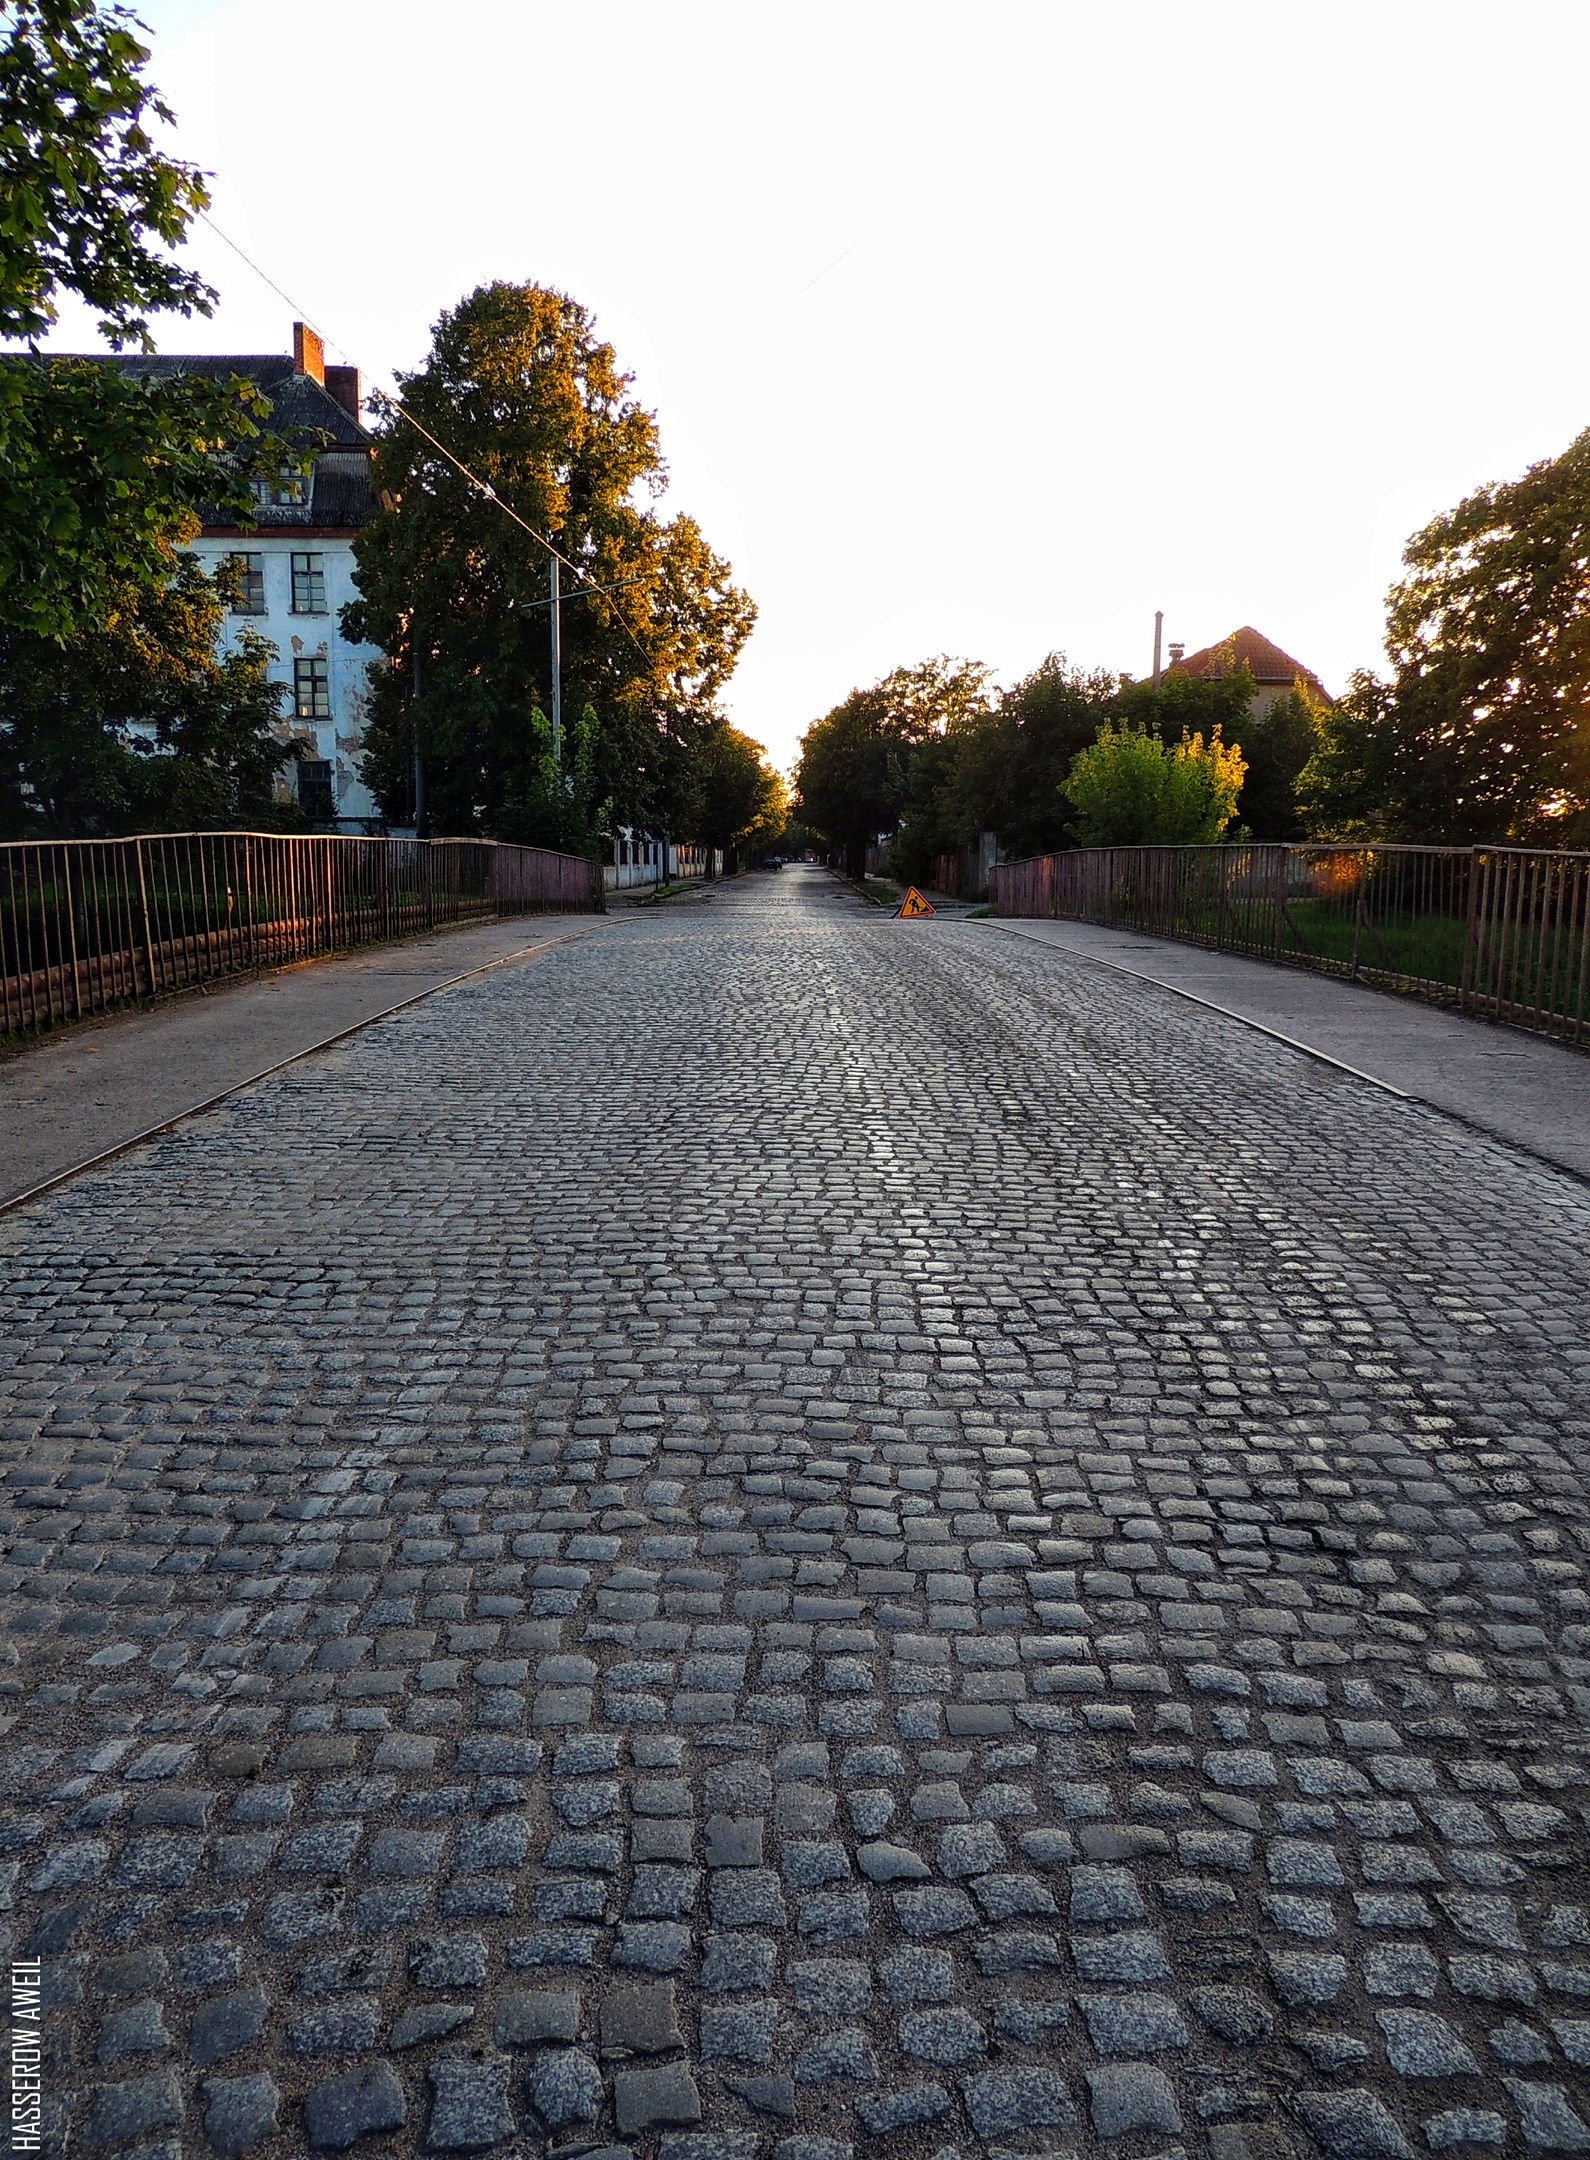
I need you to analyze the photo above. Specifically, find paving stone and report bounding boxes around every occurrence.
[893,1885,977,1937]
[1375,2009,1480,2077]
[1085,2063,1181,2137]
[96,1997,170,2062]
[790,1958,871,2017]
[1292,2090,1418,2159]
[524,2047,603,2128]
[391,2003,475,2049]
[1424,2110,1507,2149]
[426,2054,514,2149]
[601,1981,684,2055]
[187,1987,268,2067]
[615,2065,705,2133]
[1078,1991,1190,2053]
[701,1934,778,1992]
[898,2007,986,2063]
[202,2071,280,2156]
[960,2065,1076,2138]
[854,2083,952,2134]
[302,2061,407,2150]
[84,2069,183,2146]
[1503,2082,1590,2152]
[409,1934,488,1988]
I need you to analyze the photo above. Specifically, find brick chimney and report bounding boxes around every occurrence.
[292,321,325,383]
[324,364,361,423]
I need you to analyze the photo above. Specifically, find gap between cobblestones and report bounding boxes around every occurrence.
[2,867,1587,2160]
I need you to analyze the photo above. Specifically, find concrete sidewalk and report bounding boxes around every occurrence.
[0,912,607,1207]
[979,913,1590,1181]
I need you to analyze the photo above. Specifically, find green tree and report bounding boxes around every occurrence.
[0,0,288,831]
[1062,723,1247,846]
[500,702,607,858]
[1231,685,1324,839]
[1301,430,1590,843]
[796,656,991,875]
[0,0,273,646]
[0,552,299,837]
[1,0,214,346]
[937,655,1119,862]
[345,281,755,845]
[688,722,785,869]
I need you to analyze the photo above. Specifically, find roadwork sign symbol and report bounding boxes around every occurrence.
[896,887,936,918]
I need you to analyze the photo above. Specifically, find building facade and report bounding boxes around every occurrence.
[118,324,383,829]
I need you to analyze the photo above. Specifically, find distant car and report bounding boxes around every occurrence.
[764,856,785,870]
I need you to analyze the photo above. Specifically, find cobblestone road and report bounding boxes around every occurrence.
[4,865,1589,2160]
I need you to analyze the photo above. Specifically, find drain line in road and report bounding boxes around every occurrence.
[0,924,608,1219]
[977,923,1411,1100]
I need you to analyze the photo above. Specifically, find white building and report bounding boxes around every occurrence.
[120,324,382,828]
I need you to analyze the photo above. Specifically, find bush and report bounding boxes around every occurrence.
[1062,723,1247,846]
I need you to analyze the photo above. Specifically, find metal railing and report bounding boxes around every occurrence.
[1,831,603,1037]
[988,842,1590,1047]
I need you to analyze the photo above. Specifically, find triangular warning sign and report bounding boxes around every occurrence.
[896,887,936,918]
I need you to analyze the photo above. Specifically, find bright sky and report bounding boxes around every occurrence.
[39,0,1590,770]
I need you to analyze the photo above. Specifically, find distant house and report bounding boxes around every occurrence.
[111,323,382,829]
[1165,626,1330,715]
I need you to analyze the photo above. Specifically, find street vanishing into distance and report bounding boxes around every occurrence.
[4,866,1589,2160]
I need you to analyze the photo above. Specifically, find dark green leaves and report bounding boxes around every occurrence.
[0,0,214,346]
[345,281,755,842]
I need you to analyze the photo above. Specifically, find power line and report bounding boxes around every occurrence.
[197,211,657,663]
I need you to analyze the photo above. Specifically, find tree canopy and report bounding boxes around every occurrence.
[795,656,992,874]
[1300,430,1590,844]
[0,552,298,837]
[0,0,214,347]
[1062,723,1247,847]
[689,723,787,863]
[344,281,755,847]
[0,0,291,832]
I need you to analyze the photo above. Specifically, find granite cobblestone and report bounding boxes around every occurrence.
[2,867,1589,2156]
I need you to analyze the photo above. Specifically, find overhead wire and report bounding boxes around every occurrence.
[195,210,659,666]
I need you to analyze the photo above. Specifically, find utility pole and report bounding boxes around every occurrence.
[412,641,428,836]
[549,553,562,766]
[1152,610,1164,688]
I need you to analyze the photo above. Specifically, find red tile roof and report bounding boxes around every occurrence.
[1167,626,1324,690]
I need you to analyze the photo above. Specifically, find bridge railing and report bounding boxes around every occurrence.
[1,830,603,1037]
[988,841,1590,1047]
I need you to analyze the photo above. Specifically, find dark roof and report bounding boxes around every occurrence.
[1168,625,1325,691]
[81,351,377,529]
[107,353,371,447]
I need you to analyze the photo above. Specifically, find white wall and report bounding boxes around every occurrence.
[189,535,382,827]
[604,831,717,891]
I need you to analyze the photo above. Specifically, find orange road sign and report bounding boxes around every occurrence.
[896,887,936,918]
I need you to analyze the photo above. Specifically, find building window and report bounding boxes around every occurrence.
[251,459,310,508]
[294,656,330,720]
[223,551,265,614]
[290,551,327,614]
[297,760,334,818]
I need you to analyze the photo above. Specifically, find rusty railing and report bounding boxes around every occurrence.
[988,842,1590,1046]
[1,831,603,1037]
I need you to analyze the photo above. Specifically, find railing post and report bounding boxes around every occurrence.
[1459,847,1484,1014]
[134,837,158,996]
